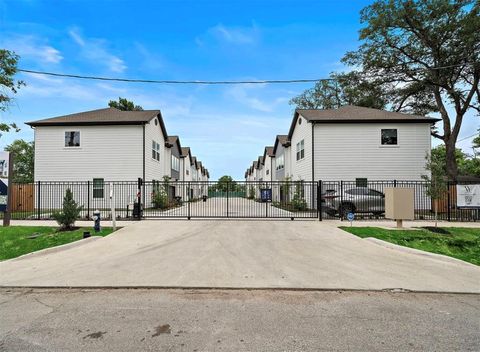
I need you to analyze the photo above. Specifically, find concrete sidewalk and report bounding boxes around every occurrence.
[1,220,479,292]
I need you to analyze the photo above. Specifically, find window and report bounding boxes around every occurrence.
[93,178,104,198]
[65,131,80,147]
[152,140,160,161]
[296,140,305,161]
[381,129,398,145]
[171,155,180,171]
[186,169,189,175]
[276,154,284,170]
[266,169,269,175]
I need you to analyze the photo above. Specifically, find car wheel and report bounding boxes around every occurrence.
[339,203,355,218]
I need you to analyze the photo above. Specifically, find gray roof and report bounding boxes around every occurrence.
[26,107,161,126]
[288,105,440,139]
[296,105,439,123]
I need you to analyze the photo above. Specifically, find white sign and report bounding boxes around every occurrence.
[0,151,9,178]
[456,184,480,208]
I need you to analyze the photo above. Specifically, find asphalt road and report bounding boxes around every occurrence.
[1,288,479,352]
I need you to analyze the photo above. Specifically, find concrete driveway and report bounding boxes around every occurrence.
[0,220,479,292]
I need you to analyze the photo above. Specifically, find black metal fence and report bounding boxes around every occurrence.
[1,179,479,221]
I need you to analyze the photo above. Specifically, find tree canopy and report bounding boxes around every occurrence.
[108,97,143,111]
[0,49,24,135]
[4,139,34,183]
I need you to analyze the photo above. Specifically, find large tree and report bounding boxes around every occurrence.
[108,97,143,111]
[4,139,34,183]
[342,0,480,181]
[290,71,389,110]
[0,49,24,134]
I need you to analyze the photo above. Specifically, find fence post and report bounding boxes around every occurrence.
[340,180,344,221]
[394,179,397,187]
[226,182,229,218]
[87,180,90,219]
[37,180,41,220]
[187,182,191,220]
[447,180,451,222]
[318,180,322,221]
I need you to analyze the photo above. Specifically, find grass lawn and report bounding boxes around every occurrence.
[340,226,480,266]
[0,226,115,261]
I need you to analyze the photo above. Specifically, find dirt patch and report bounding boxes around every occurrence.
[152,324,171,337]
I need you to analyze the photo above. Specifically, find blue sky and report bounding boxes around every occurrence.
[0,0,478,180]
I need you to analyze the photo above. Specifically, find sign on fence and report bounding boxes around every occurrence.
[456,184,480,208]
[0,179,7,212]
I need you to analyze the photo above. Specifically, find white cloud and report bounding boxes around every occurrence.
[68,27,127,73]
[198,23,260,46]
[226,84,288,112]
[2,35,63,64]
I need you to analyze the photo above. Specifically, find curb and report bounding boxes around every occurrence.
[9,236,104,262]
[364,237,478,268]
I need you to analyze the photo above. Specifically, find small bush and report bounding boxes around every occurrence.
[52,188,83,230]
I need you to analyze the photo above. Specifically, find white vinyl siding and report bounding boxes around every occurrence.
[289,115,312,181]
[34,125,143,181]
[313,123,431,181]
[144,118,167,181]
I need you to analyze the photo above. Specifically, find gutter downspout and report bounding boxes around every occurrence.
[311,122,315,182]
[142,123,146,209]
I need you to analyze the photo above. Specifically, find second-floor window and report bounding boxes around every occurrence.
[276,154,284,170]
[296,140,305,161]
[186,169,189,175]
[152,141,160,161]
[65,131,80,147]
[171,155,180,171]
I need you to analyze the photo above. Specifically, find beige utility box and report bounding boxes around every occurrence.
[385,188,414,227]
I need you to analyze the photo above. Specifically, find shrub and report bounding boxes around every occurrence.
[152,179,168,209]
[52,188,83,230]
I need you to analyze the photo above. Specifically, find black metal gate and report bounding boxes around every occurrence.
[142,180,320,219]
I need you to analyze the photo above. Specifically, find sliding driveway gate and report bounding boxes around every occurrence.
[143,181,320,219]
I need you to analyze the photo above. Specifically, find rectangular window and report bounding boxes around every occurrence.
[266,169,269,175]
[93,178,104,199]
[186,169,189,175]
[296,140,305,161]
[381,129,398,145]
[65,131,80,147]
[171,155,180,171]
[276,154,284,170]
[152,140,160,161]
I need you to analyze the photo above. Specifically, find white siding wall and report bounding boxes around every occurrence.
[313,123,431,181]
[289,116,313,181]
[34,125,143,182]
[144,119,167,182]
[263,155,273,182]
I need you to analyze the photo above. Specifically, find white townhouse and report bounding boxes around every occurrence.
[272,135,290,182]
[180,147,194,183]
[261,147,275,182]
[27,107,211,209]
[27,107,170,183]
[285,105,438,182]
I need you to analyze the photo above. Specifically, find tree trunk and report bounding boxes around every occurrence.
[444,137,459,182]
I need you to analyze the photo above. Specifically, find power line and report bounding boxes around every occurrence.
[17,69,330,85]
[458,133,479,142]
[17,60,478,85]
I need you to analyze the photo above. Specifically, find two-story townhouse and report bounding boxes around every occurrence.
[272,135,290,182]
[261,147,275,182]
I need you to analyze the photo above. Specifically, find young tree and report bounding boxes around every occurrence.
[4,139,34,183]
[52,188,83,230]
[108,97,143,111]
[422,153,448,227]
[342,0,480,181]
